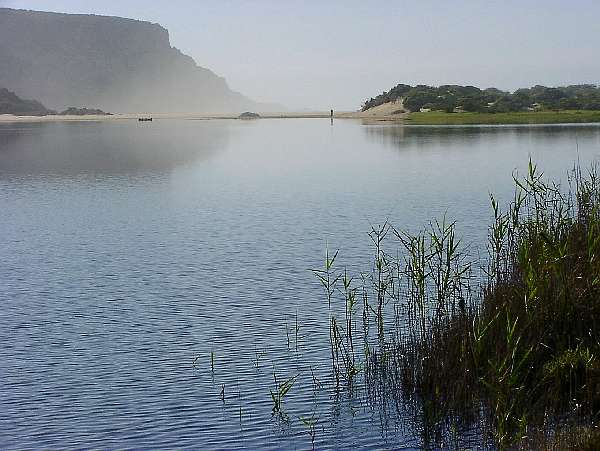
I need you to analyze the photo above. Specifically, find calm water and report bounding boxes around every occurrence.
[1,119,600,449]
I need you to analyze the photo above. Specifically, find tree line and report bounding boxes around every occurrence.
[362,83,600,113]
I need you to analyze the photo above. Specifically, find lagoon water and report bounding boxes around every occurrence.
[1,119,600,449]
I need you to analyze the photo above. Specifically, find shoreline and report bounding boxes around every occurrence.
[2,109,600,125]
[0,111,358,123]
[0,109,409,123]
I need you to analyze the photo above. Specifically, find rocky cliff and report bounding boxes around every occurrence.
[0,87,54,115]
[0,8,265,113]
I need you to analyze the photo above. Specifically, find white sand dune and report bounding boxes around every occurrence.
[337,99,407,120]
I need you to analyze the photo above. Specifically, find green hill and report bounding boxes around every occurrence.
[363,83,600,113]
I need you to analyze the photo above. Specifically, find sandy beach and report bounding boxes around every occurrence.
[0,105,408,123]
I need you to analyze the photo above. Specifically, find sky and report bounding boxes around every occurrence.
[2,0,600,110]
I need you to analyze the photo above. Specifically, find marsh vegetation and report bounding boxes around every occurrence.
[311,160,600,448]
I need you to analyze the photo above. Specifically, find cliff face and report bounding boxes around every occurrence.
[0,87,54,116]
[0,8,262,113]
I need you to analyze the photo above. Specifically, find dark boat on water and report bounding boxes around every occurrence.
[138,117,153,122]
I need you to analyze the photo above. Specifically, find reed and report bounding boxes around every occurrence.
[299,413,319,450]
[294,309,301,352]
[313,159,600,448]
[253,347,266,369]
[270,372,297,413]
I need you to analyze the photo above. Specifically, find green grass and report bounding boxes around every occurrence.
[406,110,600,125]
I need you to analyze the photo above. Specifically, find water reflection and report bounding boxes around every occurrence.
[0,120,228,176]
[363,123,600,151]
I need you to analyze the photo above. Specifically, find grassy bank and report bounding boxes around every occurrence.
[314,161,600,448]
[406,110,600,125]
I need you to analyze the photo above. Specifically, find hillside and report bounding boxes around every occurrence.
[0,8,269,113]
[59,107,111,116]
[0,88,54,116]
[363,83,600,113]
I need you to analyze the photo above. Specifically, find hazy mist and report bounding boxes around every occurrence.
[2,0,600,111]
[0,8,273,113]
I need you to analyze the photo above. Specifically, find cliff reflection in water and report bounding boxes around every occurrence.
[0,120,228,176]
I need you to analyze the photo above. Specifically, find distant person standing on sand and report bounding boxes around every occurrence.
[330,109,334,118]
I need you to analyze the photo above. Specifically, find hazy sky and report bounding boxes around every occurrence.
[3,0,600,110]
